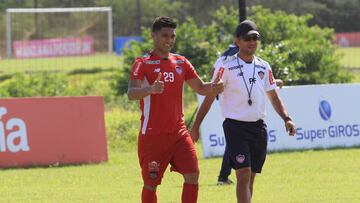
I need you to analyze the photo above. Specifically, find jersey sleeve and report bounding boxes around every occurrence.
[265,65,277,92]
[184,58,199,80]
[130,58,145,80]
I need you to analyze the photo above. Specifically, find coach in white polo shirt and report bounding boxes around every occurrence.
[191,20,296,203]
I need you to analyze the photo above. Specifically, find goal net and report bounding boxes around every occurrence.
[3,7,113,70]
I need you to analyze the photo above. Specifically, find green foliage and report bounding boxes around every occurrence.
[249,6,351,84]
[105,100,140,151]
[0,72,68,97]
[253,0,360,32]
[0,71,117,103]
[115,6,351,90]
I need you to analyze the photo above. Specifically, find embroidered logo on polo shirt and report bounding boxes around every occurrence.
[258,71,265,80]
[236,154,245,164]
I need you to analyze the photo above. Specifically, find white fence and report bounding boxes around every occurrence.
[198,84,360,158]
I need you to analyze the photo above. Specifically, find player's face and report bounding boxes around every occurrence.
[152,27,176,54]
[236,34,259,56]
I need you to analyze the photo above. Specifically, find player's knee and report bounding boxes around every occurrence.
[143,184,157,191]
[236,167,251,184]
[183,172,199,184]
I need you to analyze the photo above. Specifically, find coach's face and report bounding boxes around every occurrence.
[236,34,259,56]
[152,27,176,53]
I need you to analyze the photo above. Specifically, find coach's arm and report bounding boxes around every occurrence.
[266,89,296,136]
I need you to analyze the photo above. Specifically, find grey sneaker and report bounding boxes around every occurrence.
[217,177,234,185]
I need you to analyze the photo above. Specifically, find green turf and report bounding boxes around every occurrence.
[338,47,360,68]
[1,146,360,202]
[0,53,121,73]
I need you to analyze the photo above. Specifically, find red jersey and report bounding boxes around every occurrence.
[130,51,199,135]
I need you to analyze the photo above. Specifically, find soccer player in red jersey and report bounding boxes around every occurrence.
[127,16,224,203]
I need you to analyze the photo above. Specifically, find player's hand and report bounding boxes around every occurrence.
[285,120,296,136]
[190,125,200,143]
[151,72,164,94]
[212,67,224,94]
[275,79,284,89]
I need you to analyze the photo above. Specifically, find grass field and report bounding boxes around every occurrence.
[337,47,360,68]
[0,53,121,73]
[1,146,360,203]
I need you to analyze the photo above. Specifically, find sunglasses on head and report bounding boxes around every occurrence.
[242,34,259,41]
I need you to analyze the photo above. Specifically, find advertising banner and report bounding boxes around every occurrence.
[199,84,360,158]
[13,36,94,59]
[0,96,107,168]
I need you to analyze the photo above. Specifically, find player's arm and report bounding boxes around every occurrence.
[186,77,223,96]
[127,73,163,100]
[266,90,296,136]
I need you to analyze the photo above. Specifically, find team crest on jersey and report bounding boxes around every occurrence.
[175,67,183,75]
[258,71,265,80]
[145,60,160,64]
[148,161,160,180]
[154,68,161,73]
[236,154,245,164]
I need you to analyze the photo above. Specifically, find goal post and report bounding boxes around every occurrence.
[6,7,113,58]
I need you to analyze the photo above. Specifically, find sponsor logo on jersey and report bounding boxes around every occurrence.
[175,67,183,75]
[172,60,184,64]
[145,60,160,64]
[228,65,242,71]
[154,68,161,73]
[236,154,245,164]
[255,65,266,70]
[258,71,265,80]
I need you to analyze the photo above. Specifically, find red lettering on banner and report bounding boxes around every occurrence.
[0,96,107,168]
[13,36,94,59]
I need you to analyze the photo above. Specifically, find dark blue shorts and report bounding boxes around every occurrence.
[222,118,268,173]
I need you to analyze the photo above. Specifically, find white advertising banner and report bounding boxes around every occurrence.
[198,84,360,158]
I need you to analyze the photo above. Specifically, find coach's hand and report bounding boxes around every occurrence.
[190,125,200,143]
[285,120,296,136]
[151,72,164,94]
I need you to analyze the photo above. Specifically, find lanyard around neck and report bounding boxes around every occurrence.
[236,56,256,106]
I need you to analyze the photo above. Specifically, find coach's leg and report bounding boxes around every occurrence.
[142,185,157,203]
[236,167,252,203]
[250,172,256,197]
[182,172,199,203]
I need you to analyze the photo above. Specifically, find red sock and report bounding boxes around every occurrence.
[142,187,157,203]
[182,183,199,203]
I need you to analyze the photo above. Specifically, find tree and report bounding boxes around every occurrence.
[113,6,351,95]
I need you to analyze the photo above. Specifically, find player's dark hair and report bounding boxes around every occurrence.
[152,16,177,32]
